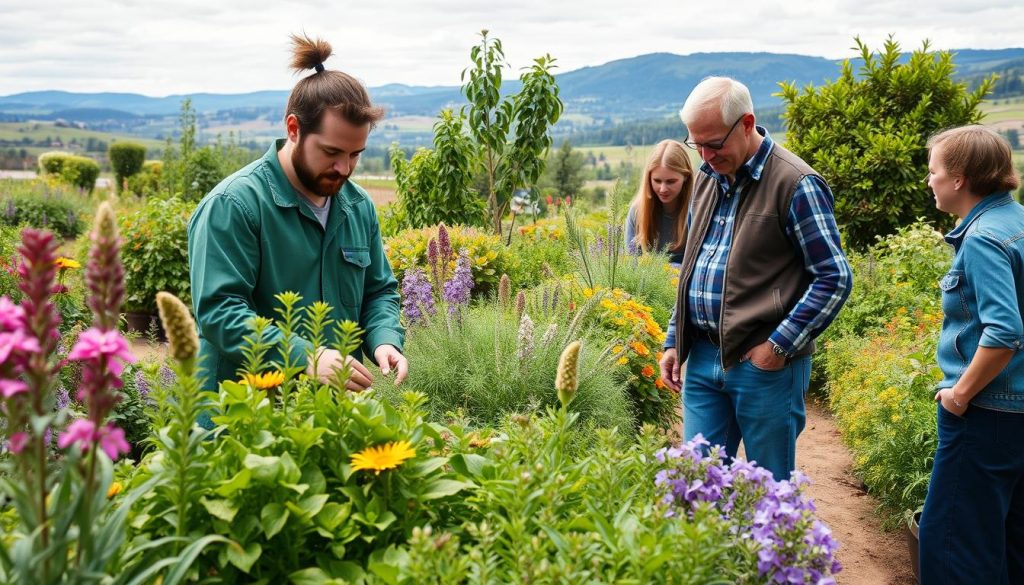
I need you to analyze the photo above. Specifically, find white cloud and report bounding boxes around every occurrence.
[0,0,1021,96]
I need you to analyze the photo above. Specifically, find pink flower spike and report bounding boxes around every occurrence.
[0,379,28,398]
[98,424,130,460]
[58,418,97,451]
[7,432,28,454]
[68,328,136,376]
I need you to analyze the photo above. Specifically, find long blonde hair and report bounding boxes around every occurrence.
[632,139,694,253]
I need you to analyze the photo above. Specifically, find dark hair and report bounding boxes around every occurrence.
[285,34,385,133]
[927,125,1021,195]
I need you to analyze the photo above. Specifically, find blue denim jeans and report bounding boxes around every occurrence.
[682,337,811,481]
[919,404,1024,585]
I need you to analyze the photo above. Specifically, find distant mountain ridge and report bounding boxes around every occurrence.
[2,48,1021,139]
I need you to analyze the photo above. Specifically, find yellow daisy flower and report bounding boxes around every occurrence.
[54,257,81,269]
[240,371,285,389]
[350,440,417,475]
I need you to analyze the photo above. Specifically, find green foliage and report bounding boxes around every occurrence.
[108,141,147,193]
[377,201,408,239]
[38,151,100,192]
[390,31,564,234]
[372,300,635,436]
[119,196,194,312]
[540,140,587,199]
[395,412,744,584]
[780,37,994,249]
[385,224,518,296]
[125,160,163,198]
[0,179,87,238]
[134,294,478,581]
[0,224,20,300]
[390,110,487,229]
[506,218,574,289]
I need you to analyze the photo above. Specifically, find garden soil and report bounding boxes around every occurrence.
[798,400,918,585]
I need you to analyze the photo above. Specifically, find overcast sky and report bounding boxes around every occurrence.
[1,0,1022,97]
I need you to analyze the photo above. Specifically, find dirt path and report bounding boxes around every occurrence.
[798,400,917,585]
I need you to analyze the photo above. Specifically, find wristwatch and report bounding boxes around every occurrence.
[769,340,790,359]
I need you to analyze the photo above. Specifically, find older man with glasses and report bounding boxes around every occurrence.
[658,76,852,481]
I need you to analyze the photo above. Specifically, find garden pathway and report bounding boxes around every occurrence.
[798,400,917,585]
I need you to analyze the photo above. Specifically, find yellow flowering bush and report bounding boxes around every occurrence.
[824,309,942,528]
[385,224,517,295]
[575,285,676,429]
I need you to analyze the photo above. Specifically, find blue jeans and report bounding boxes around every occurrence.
[919,404,1024,585]
[682,337,811,481]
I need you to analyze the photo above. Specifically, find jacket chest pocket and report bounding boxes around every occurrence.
[939,270,970,320]
[338,247,370,307]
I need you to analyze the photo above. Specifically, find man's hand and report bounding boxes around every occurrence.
[374,344,408,386]
[658,348,681,392]
[742,340,787,372]
[306,348,374,391]
[934,387,968,417]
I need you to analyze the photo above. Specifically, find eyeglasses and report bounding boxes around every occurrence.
[683,115,745,151]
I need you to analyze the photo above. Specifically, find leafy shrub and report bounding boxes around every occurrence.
[385,224,517,297]
[506,217,574,289]
[373,299,635,435]
[132,294,479,582]
[108,142,147,193]
[377,200,408,239]
[397,410,840,584]
[0,179,87,238]
[182,146,225,202]
[390,109,487,229]
[125,160,164,198]
[780,37,992,248]
[119,196,194,312]
[0,224,21,300]
[38,151,100,192]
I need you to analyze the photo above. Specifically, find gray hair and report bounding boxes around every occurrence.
[679,76,754,127]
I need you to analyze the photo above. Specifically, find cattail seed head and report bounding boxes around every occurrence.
[498,273,511,309]
[556,340,581,408]
[156,292,199,362]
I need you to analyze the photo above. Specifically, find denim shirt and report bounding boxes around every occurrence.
[937,192,1024,412]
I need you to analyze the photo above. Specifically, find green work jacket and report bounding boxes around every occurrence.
[187,139,404,390]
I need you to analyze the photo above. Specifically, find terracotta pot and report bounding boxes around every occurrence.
[904,510,922,584]
[123,311,165,341]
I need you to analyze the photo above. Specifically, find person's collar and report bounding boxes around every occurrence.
[944,191,1015,246]
[698,126,774,183]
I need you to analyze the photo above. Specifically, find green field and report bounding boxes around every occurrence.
[0,122,165,155]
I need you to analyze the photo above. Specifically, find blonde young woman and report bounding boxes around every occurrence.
[623,139,694,265]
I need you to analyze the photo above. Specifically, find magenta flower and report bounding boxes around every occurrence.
[7,432,28,454]
[57,419,130,460]
[0,330,40,363]
[97,425,130,460]
[0,379,28,398]
[0,296,23,331]
[68,327,136,376]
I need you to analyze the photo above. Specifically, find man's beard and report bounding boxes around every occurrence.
[292,142,347,198]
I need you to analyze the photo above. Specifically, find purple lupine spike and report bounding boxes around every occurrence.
[442,249,474,317]
[401,267,436,326]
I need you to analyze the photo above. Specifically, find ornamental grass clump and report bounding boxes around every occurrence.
[655,435,842,584]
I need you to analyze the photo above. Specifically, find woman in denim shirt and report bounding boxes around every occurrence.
[919,125,1024,584]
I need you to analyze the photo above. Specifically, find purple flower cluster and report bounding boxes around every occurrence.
[655,434,842,584]
[442,249,474,317]
[401,268,436,325]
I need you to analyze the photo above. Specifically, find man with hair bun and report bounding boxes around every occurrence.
[658,76,852,481]
[188,34,407,406]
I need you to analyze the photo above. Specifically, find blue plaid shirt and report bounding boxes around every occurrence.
[665,128,852,355]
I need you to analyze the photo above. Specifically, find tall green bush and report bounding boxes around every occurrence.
[119,196,194,312]
[390,109,486,229]
[780,37,994,249]
[38,151,100,192]
[108,142,147,193]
